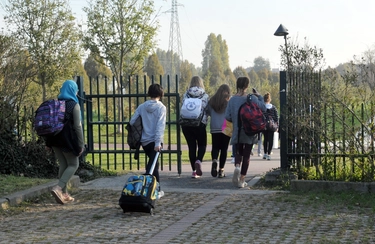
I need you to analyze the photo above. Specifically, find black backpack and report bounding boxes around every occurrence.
[126,116,143,159]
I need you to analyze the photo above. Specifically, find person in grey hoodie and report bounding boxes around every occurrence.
[180,76,209,178]
[130,84,166,197]
[225,77,266,188]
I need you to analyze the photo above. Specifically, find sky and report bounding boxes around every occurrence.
[2,0,375,70]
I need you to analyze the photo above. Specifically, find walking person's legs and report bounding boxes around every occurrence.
[195,124,207,176]
[211,133,220,177]
[51,147,79,204]
[182,126,198,177]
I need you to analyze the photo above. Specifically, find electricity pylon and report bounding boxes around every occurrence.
[166,0,183,76]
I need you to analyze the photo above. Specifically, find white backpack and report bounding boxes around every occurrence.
[180,97,202,119]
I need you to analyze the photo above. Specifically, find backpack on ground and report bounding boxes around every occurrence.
[179,95,204,127]
[238,94,266,136]
[34,99,66,136]
[126,116,143,159]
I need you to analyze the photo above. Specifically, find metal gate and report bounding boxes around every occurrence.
[279,70,321,170]
[279,70,375,181]
[76,75,182,174]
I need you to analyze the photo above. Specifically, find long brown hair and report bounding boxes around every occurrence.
[208,84,231,113]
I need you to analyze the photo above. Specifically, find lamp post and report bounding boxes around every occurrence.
[274,24,289,171]
[274,24,290,70]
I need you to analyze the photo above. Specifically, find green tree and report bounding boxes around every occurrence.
[83,0,158,133]
[84,52,112,79]
[178,60,192,94]
[84,0,158,81]
[5,0,82,102]
[144,53,164,82]
[253,56,271,72]
[233,66,249,79]
[201,33,229,88]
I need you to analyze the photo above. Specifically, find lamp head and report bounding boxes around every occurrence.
[274,24,289,37]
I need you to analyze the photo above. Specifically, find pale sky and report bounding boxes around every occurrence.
[3,0,375,70]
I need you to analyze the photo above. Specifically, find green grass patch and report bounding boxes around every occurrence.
[0,174,54,198]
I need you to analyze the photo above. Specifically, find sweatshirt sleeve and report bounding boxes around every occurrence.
[73,103,84,148]
[154,105,166,147]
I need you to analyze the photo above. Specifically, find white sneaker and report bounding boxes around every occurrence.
[238,179,248,188]
[157,191,165,199]
[232,166,240,186]
[258,153,262,157]
[263,154,268,160]
[267,155,271,160]
[231,157,235,164]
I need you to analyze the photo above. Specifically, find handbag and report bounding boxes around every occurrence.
[221,120,233,137]
[265,114,278,132]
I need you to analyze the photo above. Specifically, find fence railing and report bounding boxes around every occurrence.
[283,70,375,182]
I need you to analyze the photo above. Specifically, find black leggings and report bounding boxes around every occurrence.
[211,133,231,169]
[182,124,207,171]
[262,130,274,155]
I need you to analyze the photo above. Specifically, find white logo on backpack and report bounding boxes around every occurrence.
[180,97,202,119]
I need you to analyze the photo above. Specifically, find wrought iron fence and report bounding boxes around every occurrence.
[280,70,375,181]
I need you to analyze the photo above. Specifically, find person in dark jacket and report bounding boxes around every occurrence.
[49,80,84,204]
[262,92,279,160]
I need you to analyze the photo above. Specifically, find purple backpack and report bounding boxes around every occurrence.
[34,99,66,136]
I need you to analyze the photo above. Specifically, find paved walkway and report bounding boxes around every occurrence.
[1,149,374,243]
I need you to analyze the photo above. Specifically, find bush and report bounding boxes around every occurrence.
[0,129,115,181]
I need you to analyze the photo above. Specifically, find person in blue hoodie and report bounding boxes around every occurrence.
[129,83,166,198]
[49,80,84,204]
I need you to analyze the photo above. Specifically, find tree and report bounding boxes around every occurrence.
[201,33,229,88]
[144,53,164,82]
[84,52,112,79]
[233,66,249,79]
[5,0,82,102]
[280,37,325,72]
[252,56,271,72]
[179,60,193,93]
[84,0,158,81]
[83,0,158,133]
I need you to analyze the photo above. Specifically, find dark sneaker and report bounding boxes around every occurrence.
[211,160,218,177]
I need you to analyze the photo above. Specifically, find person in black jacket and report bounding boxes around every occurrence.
[262,92,279,160]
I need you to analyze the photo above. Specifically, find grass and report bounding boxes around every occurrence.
[0,174,54,198]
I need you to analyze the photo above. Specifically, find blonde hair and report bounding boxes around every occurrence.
[264,92,271,103]
[189,76,204,89]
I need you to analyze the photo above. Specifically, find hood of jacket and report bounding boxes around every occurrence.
[187,86,206,98]
[144,100,161,113]
[266,103,273,109]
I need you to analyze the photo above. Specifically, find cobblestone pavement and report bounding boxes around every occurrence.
[1,150,374,243]
[1,172,375,244]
